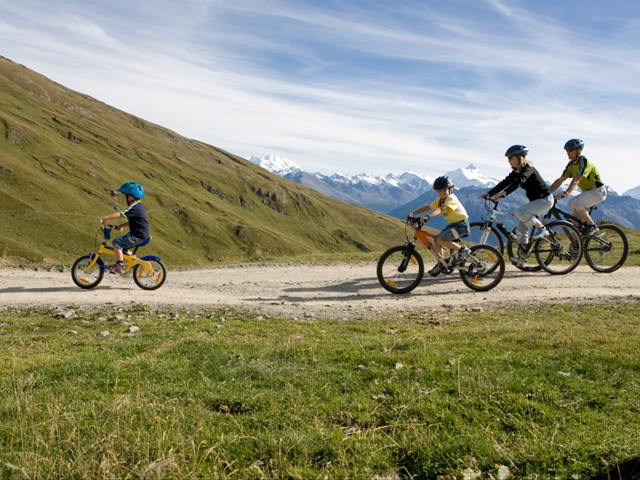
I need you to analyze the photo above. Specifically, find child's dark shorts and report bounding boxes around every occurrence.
[437,220,470,242]
[112,233,149,252]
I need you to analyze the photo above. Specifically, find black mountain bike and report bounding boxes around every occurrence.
[541,202,628,273]
[468,198,583,275]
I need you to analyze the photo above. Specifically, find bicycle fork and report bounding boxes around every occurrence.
[398,241,416,272]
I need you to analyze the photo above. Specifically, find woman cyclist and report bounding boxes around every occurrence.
[481,145,554,267]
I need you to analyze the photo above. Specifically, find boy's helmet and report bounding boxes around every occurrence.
[564,138,584,150]
[117,182,145,199]
[433,175,454,190]
[505,145,528,157]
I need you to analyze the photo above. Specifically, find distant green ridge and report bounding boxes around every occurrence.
[0,56,404,266]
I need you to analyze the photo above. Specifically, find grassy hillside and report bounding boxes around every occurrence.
[0,57,404,266]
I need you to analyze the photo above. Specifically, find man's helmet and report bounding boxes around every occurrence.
[117,182,145,199]
[505,145,529,157]
[433,175,454,190]
[564,138,584,150]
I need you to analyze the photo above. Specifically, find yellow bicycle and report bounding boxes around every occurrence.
[71,225,167,290]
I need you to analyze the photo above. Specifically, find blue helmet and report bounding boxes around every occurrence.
[564,138,584,150]
[117,181,144,199]
[505,145,528,157]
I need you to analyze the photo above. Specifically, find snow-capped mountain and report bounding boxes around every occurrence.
[250,154,640,230]
[249,154,299,175]
[446,164,499,189]
[250,155,435,214]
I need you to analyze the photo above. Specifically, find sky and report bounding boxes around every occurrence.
[1,0,639,193]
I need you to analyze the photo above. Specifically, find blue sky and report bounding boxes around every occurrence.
[1,0,639,192]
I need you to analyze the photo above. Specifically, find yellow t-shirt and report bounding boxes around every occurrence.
[429,193,468,223]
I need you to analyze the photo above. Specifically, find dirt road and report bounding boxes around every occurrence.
[1,264,638,318]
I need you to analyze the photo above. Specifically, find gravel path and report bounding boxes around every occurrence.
[1,264,638,318]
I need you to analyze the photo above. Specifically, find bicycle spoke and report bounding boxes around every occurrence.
[71,254,105,289]
[459,244,504,291]
[133,259,167,290]
[583,225,628,273]
[535,221,582,274]
[377,245,424,294]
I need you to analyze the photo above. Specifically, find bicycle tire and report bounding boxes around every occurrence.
[535,220,583,275]
[583,224,628,273]
[506,240,543,272]
[133,259,167,290]
[71,254,105,289]
[377,245,424,294]
[459,244,505,292]
[468,222,504,255]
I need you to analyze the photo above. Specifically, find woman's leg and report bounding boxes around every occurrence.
[515,195,554,244]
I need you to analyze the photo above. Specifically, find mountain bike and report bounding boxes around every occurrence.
[377,218,505,294]
[468,198,583,275]
[71,225,167,290]
[542,202,628,273]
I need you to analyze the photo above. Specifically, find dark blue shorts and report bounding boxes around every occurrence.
[112,233,149,252]
[437,220,470,241]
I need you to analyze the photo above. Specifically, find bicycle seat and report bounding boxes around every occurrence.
[131,237,152,255]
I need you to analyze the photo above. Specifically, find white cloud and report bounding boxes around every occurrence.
[1,0,639,191]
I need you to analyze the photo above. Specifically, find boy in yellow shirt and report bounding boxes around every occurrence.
[409,175,471,277]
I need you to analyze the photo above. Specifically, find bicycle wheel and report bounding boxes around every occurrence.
[583,224,628,273]
[377,245,424,294]
[468,222,504,255]
[133,259,167,290]
[71,254,105,289]
[535,221,583,275]
[506,240,543,272]
[459,244,505,292]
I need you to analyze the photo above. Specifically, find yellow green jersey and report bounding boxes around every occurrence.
[562,156,604,191]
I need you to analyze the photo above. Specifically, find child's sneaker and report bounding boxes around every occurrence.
[456,246,471,265]
[510,256,527,268]
[110,262,125,275]
[428,263,442,277]
[531,227,548,241]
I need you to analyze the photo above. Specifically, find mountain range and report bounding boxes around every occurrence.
[252,155,640,231]
[250,155,499,213]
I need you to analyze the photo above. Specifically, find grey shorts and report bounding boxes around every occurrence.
[437,220,470,242]
[568,186,607,212]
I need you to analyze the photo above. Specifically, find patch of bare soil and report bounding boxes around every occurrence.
[0,265,638,318]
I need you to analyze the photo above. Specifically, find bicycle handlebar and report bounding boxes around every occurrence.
[407,219,424,229]
[99,224,122,241]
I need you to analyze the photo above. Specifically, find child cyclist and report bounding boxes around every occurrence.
[409,175,471,277]
[99,181,150,275]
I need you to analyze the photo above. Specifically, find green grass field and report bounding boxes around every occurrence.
[1,300,639,479]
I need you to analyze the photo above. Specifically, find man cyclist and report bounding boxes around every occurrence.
[548,139,606,236]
